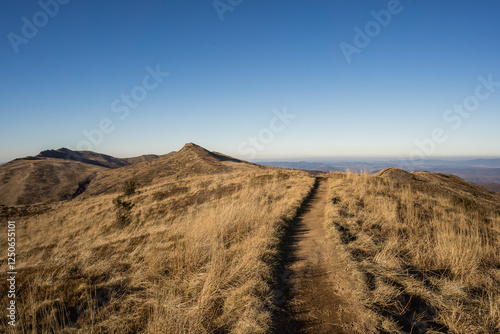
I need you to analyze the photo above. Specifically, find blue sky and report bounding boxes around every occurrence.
[1,0,499,162]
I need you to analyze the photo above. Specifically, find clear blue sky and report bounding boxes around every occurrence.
[1,0,499,162]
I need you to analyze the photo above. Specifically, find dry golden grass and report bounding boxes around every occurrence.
[3,162,498,333]
[323,169,500,333]
[0,170,315,333]
[0,158,104,206]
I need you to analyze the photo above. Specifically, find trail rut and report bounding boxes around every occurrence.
[275,177,352,333]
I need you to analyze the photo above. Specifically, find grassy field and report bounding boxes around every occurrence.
[323,169,500,333]
[0,170,315,333]
[2,164,499,333]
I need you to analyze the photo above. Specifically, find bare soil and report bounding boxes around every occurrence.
[276,177,353,333]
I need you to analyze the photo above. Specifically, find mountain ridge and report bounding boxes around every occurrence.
[2,145,498,205]
[81,143,268,197]
[16,147,160,169]
[0,143,267,205]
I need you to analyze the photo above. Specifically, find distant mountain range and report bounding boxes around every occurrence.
[258,161,341,172]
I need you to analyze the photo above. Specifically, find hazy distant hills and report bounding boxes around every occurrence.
[0,143,267,205]
[476,183,500,193]
[259,161,340,172]
[461,158,500,168]
[260,158,500,193]
[427,168,500,183]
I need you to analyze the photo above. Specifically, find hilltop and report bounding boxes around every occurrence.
[81,143,267,197]
[0,144,266,205]
[0,148,159,206]
[30,147,160,168]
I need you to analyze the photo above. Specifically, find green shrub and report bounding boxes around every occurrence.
[123,179,138,196]
[450,195,478,212]
[113,197,134,227]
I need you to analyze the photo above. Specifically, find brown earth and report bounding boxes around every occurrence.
[277,178,357,333]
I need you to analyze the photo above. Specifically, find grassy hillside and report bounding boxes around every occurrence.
[0,169,315,333]
[323,169,500,333]
[81,143,266,197]
[2,143,499,334]
[35,148,160,169]
[0,143,258,206]
[0,158,104,206]
[0,148,160,206]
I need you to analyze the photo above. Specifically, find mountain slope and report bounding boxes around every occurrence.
[0,165,314,333]
[24,147,159,168]
[322,168,500,332]
[0,158,103,205]
[0,148,498,332]
[0,144,265,205]
[82,143,268,197]
[0,148,159,205]
[375,167,500,209]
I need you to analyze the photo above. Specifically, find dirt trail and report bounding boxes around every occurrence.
[275,177,350,333]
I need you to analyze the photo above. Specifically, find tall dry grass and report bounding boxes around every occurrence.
[0,170,315,333]
[323,170,500,333]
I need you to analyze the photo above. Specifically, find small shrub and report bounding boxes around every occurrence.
[255,174,274,181]
[123,179,138,196]
[113,197,134,227]
[16,197,27,205]
[332,196,341,204]
[275,172,291,180]
[450,195,478,212]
